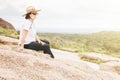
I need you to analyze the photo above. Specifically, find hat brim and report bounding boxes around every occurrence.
[22,10,41,17]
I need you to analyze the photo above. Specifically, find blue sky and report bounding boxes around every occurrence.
[0,0,120,33]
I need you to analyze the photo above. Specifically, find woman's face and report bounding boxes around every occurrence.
[30,13,36,20]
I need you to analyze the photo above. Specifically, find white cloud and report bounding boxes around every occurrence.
[1,0,120,33]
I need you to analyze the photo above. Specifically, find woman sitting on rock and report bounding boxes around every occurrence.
[18,6,54,58]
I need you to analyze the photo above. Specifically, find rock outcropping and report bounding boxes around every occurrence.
[0,36,18,45]
[0,18,15,29]
[0,36,120,80]
[82,52,120,62]
[1,45,120,80]
[100,61,120,75]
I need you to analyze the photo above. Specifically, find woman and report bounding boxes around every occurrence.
[18,6,54,58]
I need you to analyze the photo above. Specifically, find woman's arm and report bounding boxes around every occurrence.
[35,34,45,45]
[35,34,40,43]
[19,29,28,49]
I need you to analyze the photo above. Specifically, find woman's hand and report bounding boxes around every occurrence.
[39,41,46,45]
[35,34,46,45]
[17,44,24,51]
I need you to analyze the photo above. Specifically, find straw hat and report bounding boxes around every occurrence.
[22,6,40,16]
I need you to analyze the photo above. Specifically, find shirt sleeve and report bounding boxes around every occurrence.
[22,20,31,31]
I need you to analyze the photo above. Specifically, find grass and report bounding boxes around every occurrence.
[81,57,104,64]
[0,26,120,63]
[78,53,104,64]
[38,32,120,57]
[0,27,19,38]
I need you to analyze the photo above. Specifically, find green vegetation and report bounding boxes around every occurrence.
[38,32,120,58]
[0,27,19,38]
[81,56,104,64]
[0,26,120,59]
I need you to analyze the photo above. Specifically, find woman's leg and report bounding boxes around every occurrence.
[24,42,42,51]
[24,41,54,58]
[41,44,54,58]
[40,39,50,44]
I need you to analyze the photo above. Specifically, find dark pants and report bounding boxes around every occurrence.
[24,40,54,58]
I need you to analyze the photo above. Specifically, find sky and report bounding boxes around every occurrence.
[0,0,120,33]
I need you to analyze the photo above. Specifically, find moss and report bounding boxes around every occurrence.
[80,56,104,64]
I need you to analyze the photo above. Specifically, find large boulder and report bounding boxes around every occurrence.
[0,45,120,80]
[0,36,18,45]
[0,18,15,29]
[0,36,120,80]
[100,61,120,75]
[81,52,120,63]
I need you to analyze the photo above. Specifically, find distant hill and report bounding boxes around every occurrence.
[0,18,15,30]
[38,31,120,58]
